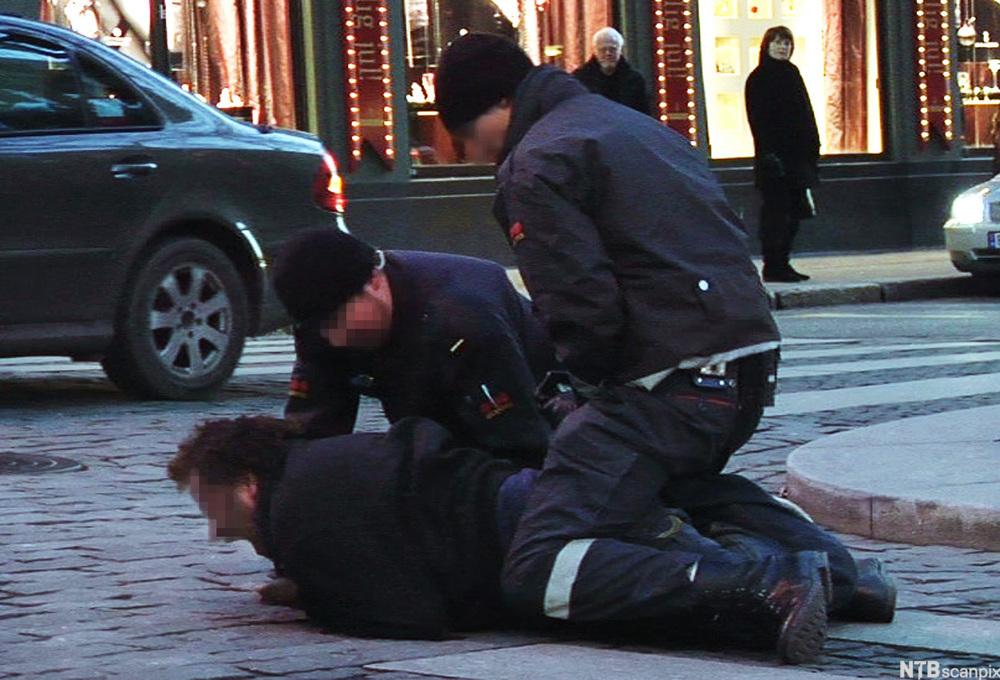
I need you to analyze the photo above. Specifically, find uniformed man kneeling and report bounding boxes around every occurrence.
[168,416,895,658]
[271,228,555,468]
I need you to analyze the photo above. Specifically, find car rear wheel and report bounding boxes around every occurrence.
[102,238,249,400]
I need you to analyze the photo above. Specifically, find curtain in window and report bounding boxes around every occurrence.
[823,0,866,153]
[188,0,296,128]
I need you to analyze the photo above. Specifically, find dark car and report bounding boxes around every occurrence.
[0,16,346,399]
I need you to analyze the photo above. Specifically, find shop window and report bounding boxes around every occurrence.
[747,0,773,21]
[404,0,611,166]
[697,0,883,159]
[957,0,1000,149]
[715,36,740,74]
[39,0,297,128]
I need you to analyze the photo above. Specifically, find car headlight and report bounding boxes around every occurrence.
[951,193,986,223]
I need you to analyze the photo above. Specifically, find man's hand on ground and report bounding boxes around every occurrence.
[257,576,301,607]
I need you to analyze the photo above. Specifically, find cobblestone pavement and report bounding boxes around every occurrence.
[2,326,999,678]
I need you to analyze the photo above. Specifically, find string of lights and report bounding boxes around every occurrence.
[342,0,395,170]
[651,0,698,145]
[915,0,954,144]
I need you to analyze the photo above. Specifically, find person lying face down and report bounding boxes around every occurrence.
[168,416,895,661]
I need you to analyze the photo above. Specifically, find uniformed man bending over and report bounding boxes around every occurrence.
[433,34,829,662]
[271,228,555,467]
[168,415,896,652]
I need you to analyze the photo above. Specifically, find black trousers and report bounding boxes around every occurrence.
[501,366,765,621]
[759,184,802,270]
[497,469,859,620]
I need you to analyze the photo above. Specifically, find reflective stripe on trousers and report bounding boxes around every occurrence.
[542,539,596,619]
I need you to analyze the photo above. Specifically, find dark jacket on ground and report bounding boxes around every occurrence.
[284,251,555,467]
[572,56,650,115]
[255,418,854,637]
[493,67,779,386]
[256,418,518,639]
[745,56,820,190]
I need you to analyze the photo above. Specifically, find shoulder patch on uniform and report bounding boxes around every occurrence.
[509,221,526,245]
[479,390,514,420]
[288,377,309,399]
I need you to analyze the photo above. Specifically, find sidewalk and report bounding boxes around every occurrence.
[786,404,1000,551]
[507,248,994,309]
[754,248,990,309]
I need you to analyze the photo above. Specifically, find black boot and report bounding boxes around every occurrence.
[691,551,830,664]
[762,264,804,283]
[834,558,896,623]
[787,265,811,281]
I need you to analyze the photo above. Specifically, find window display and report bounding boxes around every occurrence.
[697,0,882,159]
[39,0,296,128]
[404,0,611,166]
[957,0,1000,148]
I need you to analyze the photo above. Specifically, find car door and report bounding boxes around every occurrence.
[0,30,165,327]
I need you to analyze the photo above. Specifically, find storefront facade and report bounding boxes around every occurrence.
[25,0,998,261]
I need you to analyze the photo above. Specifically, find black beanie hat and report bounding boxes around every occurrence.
[436,33,534,133]
[271,228,379,324]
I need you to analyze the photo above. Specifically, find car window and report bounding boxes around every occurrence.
[77,53,160,128]
[0,35,86,132]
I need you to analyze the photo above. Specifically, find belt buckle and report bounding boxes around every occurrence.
[699,362,727,377]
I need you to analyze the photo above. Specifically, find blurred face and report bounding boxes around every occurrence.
[594,36,623,73]
[768,36,792,60]
[320,270,393,349]
[189,472,259,548]
[459,101,512,164]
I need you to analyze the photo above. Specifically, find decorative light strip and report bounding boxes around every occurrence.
[651,0,698,145]
[343,2,362,164]
[914,0,954,144]
[378,1,395,162]
[342,0,395,170]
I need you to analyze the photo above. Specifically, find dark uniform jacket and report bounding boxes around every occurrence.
[255,418,518,639]
[493,67,779,386]
[573,55,650,115]
[745,56,820,190]
[285,250,554,467]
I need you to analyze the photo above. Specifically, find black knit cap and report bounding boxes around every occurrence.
[271,228,379,325]
[436,32,534,133]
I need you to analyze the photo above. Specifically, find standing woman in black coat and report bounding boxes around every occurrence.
[745,26,820,282]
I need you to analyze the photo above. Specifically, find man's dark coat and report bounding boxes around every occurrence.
[493,67,779,385]
[285,251,554,467]
[572,55,650,115]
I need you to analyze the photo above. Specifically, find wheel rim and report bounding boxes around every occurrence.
[147,263,232,379]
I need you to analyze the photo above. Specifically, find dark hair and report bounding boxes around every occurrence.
[436,32,534,133]
[760,26,795,63]
[168,416,301,489]
[271,228,379,324]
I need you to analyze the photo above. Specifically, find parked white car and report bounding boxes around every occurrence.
[944,180,1000,277]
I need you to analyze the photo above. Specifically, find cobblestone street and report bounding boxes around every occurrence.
[2,300,1000,679]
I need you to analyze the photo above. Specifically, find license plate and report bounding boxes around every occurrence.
[990,232,1000,249]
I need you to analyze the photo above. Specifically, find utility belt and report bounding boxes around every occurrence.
[667,350,778,408]
[535,350,779,428]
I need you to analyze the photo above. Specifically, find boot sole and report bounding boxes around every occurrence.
[777,568,829,664]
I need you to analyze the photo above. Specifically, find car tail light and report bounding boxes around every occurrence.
[313,150,346,214]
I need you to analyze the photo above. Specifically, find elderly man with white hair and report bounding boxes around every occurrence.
[573,26,650,114]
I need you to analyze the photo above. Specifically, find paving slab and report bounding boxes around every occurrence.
[786,405,1000,550]
[366,643,860,680]
[830,611,1000,657]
